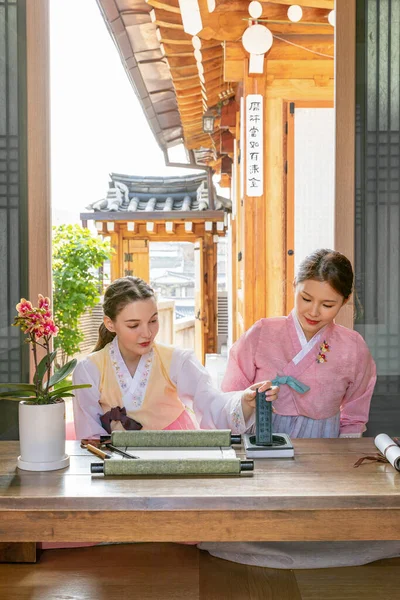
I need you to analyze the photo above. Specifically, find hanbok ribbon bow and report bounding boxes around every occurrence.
[271,375,310,394]
[100,406,142,434]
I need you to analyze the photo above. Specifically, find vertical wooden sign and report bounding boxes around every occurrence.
[246,94,263,197]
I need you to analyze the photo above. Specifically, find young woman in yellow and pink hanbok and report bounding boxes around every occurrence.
[72,276,277,440]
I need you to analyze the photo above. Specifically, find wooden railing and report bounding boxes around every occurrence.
[157,300,195,350]
[174,317,195,351]
[157,300,175,345]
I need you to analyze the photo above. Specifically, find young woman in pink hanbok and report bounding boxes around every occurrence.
[200,249,400,568]
[221,248,376,439]
[72,276,277,440]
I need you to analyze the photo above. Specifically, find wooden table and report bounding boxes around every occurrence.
[0,438,399,544]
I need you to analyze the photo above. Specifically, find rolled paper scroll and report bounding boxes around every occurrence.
[374,433,400,472]
[110,429,239,448]
[91,458,253,476]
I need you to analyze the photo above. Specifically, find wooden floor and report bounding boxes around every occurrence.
[0,543,399,600]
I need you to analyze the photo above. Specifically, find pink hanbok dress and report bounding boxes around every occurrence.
[199,312,400,568]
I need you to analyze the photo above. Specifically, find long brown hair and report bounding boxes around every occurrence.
[93,276,155,352]
[295,249,354,300]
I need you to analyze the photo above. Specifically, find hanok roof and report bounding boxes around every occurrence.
[152,271,194,286]
[96,0,334,168]
[83,172,231,216]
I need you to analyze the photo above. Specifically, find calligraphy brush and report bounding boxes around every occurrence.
[102,443,139,459]
[81,443,112,460]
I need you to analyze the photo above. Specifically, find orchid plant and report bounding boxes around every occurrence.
[0,295,90,405]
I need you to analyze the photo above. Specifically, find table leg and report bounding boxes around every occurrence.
[0,542,37,563]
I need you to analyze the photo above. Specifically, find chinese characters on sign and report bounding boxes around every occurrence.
[246,94,263,197]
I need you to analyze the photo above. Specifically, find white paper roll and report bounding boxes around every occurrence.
[374,433,400,472]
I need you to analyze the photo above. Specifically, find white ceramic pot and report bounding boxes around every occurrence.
[17,400,70,471]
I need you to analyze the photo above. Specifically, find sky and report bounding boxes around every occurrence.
[50,0,196,225]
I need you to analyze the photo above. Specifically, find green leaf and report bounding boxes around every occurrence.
[52,224,113,362]
[0,383,36,392]
[35,351,57,388]
[47,383,91,398]
[0,395,37,402]
[0,389,37,398]
[47,359,77,388]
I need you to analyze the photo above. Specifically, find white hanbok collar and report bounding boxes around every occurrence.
[109,337,153,410]
[291,310,327,365]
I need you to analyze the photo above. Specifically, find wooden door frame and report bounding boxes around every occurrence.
[285,100,334,315]
[334,0,356,329]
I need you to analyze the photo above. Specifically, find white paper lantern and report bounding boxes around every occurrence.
[287,5,303,23]
[192,36,202,50]
[242,24,273,55]
[328,10,335,26]
[178,0,202,36]
[248,1,262,19]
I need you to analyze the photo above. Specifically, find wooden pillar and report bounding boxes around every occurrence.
[230,113,241,342]
[204,231,218,354]
[335,0,356,329]
[27,0,51,303]
[264,96,286,318]
[194,239,206,364]
[110,230,121,282]
[242,62,267,330]
[26,0,51,385]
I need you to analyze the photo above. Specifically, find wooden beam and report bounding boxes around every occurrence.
[263,22,333,35]
[167,55,197,68]
[169,64,199,76]
[177,100,203,111]
[157,27,191,43]
[212,2,331,20]
[80,211,225,222]
[149,8,183,27]
[267,60,333,79]
[105,223,226,242]
[225,38,334,82]
[200,11,250,42]
[146,0,180,14]
[175,84,202,97]
[180,109,203,117]
[161,43,193,55]
[259,0,334,8]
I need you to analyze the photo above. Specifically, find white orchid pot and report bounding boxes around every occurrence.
[17,400,70,471]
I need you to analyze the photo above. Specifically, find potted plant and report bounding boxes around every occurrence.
[0,295,90,471]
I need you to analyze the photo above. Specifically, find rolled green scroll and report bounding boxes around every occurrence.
[91,458,253,476]
[110,429,239,448]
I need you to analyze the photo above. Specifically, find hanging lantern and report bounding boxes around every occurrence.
[202,110,215,133]
[242,24,273,55]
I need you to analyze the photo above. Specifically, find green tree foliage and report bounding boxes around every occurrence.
[52,224,113,362]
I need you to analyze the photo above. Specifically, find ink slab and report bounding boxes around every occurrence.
[244,389,294,458]
[244,433,294,458]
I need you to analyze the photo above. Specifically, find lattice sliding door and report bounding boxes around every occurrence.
[355,0,400,434]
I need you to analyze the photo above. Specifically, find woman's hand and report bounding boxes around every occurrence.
[241,381,279,422]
